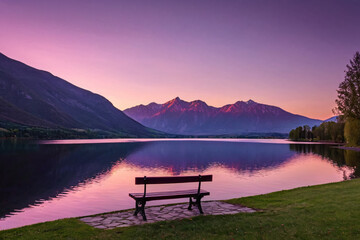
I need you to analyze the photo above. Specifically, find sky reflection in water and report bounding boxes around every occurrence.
[0,139,358,230]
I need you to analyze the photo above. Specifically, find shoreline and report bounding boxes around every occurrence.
[1,137,345,144]
[1,179,360,239]
[0,135,288,141]
[0,178,355,231]
[335,146,360,152]
[286,139,345,145]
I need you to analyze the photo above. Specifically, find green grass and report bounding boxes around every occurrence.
[2,179,360,239]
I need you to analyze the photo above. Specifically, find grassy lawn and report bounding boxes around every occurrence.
[1,179,360,240]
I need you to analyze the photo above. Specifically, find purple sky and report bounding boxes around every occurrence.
[1,0,359,119]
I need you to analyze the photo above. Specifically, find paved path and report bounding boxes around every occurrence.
[80,201,256,229]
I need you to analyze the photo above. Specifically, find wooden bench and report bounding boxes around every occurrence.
[129,175,212,221]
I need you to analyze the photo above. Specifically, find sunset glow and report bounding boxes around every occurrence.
[1,0,359,119]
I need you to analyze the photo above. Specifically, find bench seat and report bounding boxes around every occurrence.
[129,175,212,220]
[129,189,210,201]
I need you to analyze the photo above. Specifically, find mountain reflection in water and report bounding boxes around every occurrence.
[124,141,295,174]
[0,139,359,230]
[289,144,360,179]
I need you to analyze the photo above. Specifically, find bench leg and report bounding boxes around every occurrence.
[196,196,204,214]
[188,197,193,210]
[134,200,140,216]
[139,200,147,221]
[134,200,147,220]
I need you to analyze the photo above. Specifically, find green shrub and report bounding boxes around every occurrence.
[344,118,360,146]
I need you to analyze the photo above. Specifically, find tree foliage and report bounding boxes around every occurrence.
[335,51,360,119]
[289,121,344,143]
[0,122,128,139]
[344,118,360,146]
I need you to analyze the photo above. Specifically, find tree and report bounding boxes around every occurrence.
[334,51,360,119]
[335,51,360,146]
[303,125,311,139]
[289,122,344,143]
[344,118,360,146]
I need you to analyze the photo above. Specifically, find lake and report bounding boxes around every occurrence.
[1,138,359,230]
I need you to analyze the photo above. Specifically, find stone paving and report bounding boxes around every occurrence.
[80,201,256,229]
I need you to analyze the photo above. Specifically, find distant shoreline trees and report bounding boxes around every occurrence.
[289,121,345,143]
[0,122,134,139]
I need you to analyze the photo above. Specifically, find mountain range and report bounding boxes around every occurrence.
[124,97,324,135]
[0,52,160,137]
[0,52,332,138]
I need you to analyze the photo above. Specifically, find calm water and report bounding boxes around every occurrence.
[1,139,360,230]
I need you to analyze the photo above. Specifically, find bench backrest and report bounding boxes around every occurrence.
[135,175,213,185]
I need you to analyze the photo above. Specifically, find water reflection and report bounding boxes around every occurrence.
[289,144,360,178]
[0,139,359,230]
[125,141,295,174]
[0,141,147,218]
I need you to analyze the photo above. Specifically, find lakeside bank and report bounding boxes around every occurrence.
[1,178,360,239]
[336,146,360,152]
